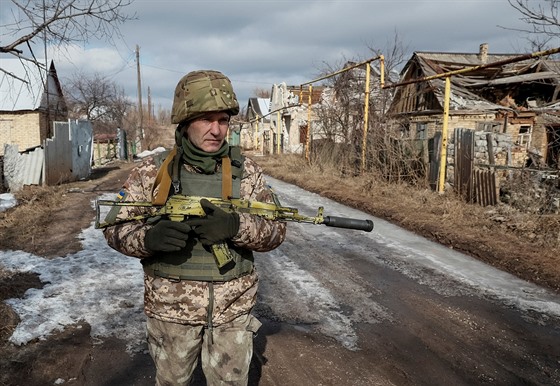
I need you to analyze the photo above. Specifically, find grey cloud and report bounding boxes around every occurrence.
[44,1,537,113]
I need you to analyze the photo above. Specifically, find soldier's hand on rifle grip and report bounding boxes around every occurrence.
[186,199,240,246]
[145,220,192,252]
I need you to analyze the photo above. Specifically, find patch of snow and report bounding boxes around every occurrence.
[0,193,17,212]
[0,195,146,353]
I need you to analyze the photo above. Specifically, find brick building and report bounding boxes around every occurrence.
[0,59,68,156]
[387,44,560,168]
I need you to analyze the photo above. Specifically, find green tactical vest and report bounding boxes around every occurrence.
[142,147,254,282]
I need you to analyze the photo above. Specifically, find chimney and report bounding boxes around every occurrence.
[479,43,488,64]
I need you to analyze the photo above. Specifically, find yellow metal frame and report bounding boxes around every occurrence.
[299,55,384,166]
[245,46,559,189]
[384,46,560,193]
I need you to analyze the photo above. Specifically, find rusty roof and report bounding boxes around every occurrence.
[398,49,560,112]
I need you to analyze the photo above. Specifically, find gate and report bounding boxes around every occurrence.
[454,128,497,206]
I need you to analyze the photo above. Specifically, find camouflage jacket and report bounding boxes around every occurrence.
[103,152,286,326]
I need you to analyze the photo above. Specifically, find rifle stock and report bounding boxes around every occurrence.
[96,195,374,267]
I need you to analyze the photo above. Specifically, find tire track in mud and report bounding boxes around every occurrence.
[257,175,560,384]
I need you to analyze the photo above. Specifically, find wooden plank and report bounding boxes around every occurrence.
[489,170,497,205]
[465,130,474,203]
[486,133,495,165]
[484,171,490,206]
[454,128,461,193]
[429,132,441,190]
[474,170,482,204]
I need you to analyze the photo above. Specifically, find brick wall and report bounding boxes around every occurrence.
[0,112,43,156]
[405,113,539,168]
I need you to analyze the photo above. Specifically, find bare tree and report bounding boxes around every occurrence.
[64,71,132,135]
[366,28,409,80]
[253,87,271,98]
[312,58,360,164]
[1,0,135,74]
[504,0,560,51]
[309,30,426,181]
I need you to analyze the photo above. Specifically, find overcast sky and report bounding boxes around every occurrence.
[1,0,545,112]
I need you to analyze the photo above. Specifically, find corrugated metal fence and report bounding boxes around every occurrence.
[2,119,93,191]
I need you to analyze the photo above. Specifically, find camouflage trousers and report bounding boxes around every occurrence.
[146,313,262,386]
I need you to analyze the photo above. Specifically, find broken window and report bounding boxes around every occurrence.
[516,125,532,148]
[477,121,502,133]
[416,122,427,139]
[299,124,308,144]
[546,125,560,168]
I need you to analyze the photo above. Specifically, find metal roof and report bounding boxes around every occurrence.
[256,97,270,116]
[247,97,271,120]
[401,50,560,112]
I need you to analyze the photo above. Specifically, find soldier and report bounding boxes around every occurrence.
[103,70,286,385]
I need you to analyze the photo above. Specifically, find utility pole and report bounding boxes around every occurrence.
[136,45,144,145]
[42,0,51,138]
[147,86,152,124]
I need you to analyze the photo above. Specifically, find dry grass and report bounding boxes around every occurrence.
[0,162,136,256]
[0,185,65,249]
[255,153,560,292]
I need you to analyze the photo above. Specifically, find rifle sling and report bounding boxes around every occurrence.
[153,148,234,205]
[152,147,178,205]
[171,147,183,194]
[221,156,232,199]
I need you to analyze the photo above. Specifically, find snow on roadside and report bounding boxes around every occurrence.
[0,193,16,212]
[0,195,146,353]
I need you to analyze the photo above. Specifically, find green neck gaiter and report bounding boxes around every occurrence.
[181,137,229,174]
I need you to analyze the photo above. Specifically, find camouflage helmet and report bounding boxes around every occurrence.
[171,70,239,124]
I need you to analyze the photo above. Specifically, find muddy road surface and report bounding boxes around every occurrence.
[251,177,560,385]
[1,167,559,386]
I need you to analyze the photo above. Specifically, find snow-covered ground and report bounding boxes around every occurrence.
[0,193,16,212]
[1,194,146,353]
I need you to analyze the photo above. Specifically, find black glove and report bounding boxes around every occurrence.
[145,220,192,252]
[186,199,240,246]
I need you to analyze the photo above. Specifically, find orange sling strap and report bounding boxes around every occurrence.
[151,147,178,205]
[152,148,233,204]
[221,156,233,199]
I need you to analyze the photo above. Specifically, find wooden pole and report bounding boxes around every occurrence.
[136,45,144,143]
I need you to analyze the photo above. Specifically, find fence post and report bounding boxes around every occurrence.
[437,76,451,193]
[361,63,371,173]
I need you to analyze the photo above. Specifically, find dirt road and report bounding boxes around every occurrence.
[252,177,560,385]
[1,162,559,386]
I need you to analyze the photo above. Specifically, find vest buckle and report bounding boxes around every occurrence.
[172,180,180,194]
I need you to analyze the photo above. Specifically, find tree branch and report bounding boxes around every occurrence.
[1,0,135,56]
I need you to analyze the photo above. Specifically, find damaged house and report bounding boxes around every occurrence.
[261,61,391,156]
[0,59,92,190]
[248,83,325,155]
[387,44,560,170]
[0,59,68,156]
[245,97,271,152]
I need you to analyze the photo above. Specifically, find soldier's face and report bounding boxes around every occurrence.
[187,111,230,152]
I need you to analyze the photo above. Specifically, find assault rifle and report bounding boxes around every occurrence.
[95,195,374,268]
